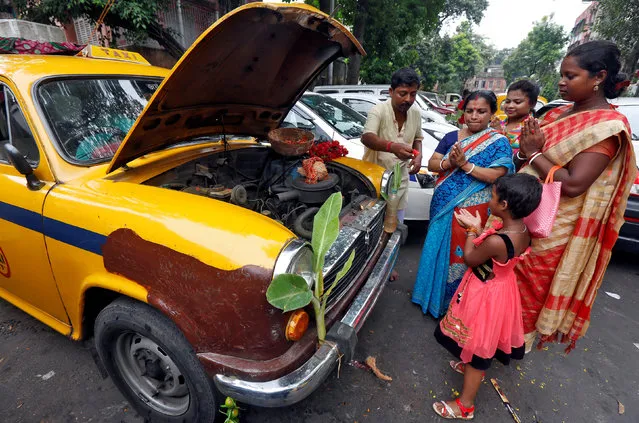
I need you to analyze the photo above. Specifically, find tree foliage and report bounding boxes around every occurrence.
[298,0,488,84]
[594,0,639,74]
[13,0,185,59]
[413,21,491,94]
[502,16,568,100]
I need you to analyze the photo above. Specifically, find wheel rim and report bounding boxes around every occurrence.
[114,331,190,416]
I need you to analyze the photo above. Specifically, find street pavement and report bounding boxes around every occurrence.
[0,221,637,422]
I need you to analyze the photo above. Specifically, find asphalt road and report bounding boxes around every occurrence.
[1,222,637,423]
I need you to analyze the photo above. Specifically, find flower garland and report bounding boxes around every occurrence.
[309,141,348,161]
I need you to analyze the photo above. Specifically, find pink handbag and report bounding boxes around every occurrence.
[524,165,562,238]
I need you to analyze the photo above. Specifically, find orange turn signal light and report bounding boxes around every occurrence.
[285,310,309,341]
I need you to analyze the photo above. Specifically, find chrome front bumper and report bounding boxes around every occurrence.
[213,231,401,407]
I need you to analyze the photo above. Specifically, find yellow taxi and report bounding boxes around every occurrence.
[0,3,400,421]
[495,92,548,121]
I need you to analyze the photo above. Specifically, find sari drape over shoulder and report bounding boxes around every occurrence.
[412,128,514,317]
[516,105,637,352]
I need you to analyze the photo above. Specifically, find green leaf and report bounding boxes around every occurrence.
[323,250,355,301]
[311,192,342,275]
[266,274,313,312]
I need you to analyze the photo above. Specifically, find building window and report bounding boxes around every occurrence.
[480,80,486,88]
[489,81,494,89]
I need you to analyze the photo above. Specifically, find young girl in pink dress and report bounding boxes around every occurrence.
[432,173,542,420]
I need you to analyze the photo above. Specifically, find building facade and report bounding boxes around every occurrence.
[465,65,507,93]
[568,1,599,50]
[68,0,222,68]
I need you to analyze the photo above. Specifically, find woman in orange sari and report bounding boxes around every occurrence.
[515,40,637,352]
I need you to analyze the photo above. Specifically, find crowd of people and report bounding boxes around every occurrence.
[360,40,637,420]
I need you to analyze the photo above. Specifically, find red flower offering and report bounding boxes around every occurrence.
[309,140,348,161]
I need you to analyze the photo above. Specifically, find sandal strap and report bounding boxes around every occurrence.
[441,401,457,417]
[455,398,475,417]
[450,360,465,373]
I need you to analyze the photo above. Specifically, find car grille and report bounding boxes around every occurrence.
[322,200,385,312]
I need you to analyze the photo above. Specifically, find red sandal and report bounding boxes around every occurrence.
[433,398,475,420]
[449,361,485,382]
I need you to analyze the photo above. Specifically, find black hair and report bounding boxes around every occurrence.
[463,90,498,114]
[390,67,421,89]
[566,40,628,99]
[507,80,540,107]
[494,173,542,220]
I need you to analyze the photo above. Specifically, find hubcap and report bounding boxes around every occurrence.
[114,332,190,416]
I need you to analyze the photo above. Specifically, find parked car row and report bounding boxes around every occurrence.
[314,84,452,123]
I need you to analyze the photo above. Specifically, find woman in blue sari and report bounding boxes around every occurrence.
[412,91,514,317]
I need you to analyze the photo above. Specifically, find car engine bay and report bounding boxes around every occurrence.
[144,146,378,239]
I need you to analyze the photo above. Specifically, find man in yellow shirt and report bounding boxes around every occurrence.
[362,67,423,224]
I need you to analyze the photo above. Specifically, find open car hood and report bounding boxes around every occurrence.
[107,3,365,172]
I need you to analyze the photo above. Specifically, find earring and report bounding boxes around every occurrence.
[593,84,599,92]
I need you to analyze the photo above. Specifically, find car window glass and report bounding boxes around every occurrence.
[344,89,374,94]
[282,109,330,141]
[37,78,161,164]
[300,95,365,139]
[343,99,375,117]
[0,85,40,165]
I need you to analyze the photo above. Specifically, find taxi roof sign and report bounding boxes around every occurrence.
[79,45,150,65]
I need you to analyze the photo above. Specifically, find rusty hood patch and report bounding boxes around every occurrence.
[102,228,291,360]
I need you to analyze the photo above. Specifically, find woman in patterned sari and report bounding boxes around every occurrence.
[515,41,637,352]
[412,91,514,317]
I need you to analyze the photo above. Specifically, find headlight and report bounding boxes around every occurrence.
[273,239,314,288]
[380,169,393,198]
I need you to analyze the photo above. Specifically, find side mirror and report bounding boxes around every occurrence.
[3,143,44,191]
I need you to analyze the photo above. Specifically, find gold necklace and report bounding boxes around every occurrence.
[500,224,527,234]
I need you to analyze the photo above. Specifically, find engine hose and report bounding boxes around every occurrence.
[293,207,319,240]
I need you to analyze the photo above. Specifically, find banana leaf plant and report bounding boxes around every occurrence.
[266,192,354,342]
[381,162,402,233]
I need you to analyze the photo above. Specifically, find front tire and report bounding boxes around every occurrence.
[94,297,219,422]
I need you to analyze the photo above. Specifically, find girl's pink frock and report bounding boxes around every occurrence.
[434,226,526,370]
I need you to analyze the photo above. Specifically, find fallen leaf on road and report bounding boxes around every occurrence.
[365,356,392,381]
[618,401,625,415]
[605,291,620,300]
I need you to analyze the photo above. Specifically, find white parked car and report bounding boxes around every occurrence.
[284,92,457,220]
[327,92,447,124]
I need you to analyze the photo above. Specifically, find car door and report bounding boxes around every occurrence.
[0,82,70,328]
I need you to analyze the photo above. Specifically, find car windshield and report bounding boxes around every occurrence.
[37,77,162,164]
[420,92,444,107]
[617,104,639,141]
[300,94,365,139]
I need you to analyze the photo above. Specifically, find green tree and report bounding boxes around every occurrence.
[439,0,488,25]
[414,21,488,93]
[502,16,568,99]
[594,0,639,75]
[335,0,488,84]
[14,0,185,59]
